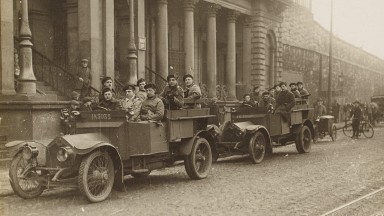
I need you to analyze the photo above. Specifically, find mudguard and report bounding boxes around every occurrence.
[6,140,50,165]
[242,124,273,154]
[179,130,215,156]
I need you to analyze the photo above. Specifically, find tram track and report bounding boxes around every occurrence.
[320,186,384,216]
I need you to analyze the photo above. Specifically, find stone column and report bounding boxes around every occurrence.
[156,0,168,79]
[242,17,252,89]
[183,0,195,76]
[78,0,109,90]
[137,0,146,79]
[104,0,114,79]
[126,0,137,84]
[18,0,36,94]
[225,10,239,101]
[0,0,16,95]
[65,0,79,72]
[206,4,220,99]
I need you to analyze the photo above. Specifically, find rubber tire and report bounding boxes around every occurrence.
[295,125,312,153]
[331,125,337,141]
[184,138,212,180]
[78,150,115,203]
[248,132,266,164]
[362,122,374,138]
[131,171,151,178]
[342,123,353,138]
[9,154,44,199]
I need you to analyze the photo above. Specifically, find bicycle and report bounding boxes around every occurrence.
[342,119,374,138]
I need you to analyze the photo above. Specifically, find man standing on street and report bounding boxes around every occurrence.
[314,98,327,120]
[350,100,363,139]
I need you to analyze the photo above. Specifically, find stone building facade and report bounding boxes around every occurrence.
[281,1,384,104]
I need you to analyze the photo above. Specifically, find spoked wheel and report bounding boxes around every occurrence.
[362,122,374,138]
[78,151,115,203]
[295,125,312,153]
[331,125,337,141]
[9,154,45,199]
[248,132,266,164]
[342,124,353,138]
[184,138,212,180]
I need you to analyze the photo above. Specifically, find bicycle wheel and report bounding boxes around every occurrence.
[362,122,374,138]
[342,123,353,138]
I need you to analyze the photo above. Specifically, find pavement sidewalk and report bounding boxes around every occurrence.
[0,167,13,197]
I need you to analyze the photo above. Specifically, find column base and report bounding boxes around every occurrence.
[17,81,36,95]
[0,89,16,95]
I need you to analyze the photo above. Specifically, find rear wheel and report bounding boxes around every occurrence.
[342,123,353,138]
[9,154,44,199]
[78,150,115,203]
[184,138,212,180]
[248,132,266,164]
[295,125,312,153]
[331,125,337,141]
[362,122,374,138]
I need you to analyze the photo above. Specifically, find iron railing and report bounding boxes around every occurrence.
[14,37,100,101]
[145,66,167,93]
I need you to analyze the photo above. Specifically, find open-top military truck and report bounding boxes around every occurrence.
[208,99,315,164]
[6,108,215,202]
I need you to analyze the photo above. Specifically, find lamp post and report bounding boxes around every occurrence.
[127,0,137,85]
[18,0,36,94]
[327,0,333,114]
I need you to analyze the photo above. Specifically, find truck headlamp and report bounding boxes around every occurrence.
[57,147,73,162]
[22,145,38,160]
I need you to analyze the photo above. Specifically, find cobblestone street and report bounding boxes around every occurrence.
[1,126,384,216]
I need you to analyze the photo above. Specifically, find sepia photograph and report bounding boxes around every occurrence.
[1,0,384,215]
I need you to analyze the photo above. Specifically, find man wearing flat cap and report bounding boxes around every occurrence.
[314,98,327,120]
[98,87,122,111]
[99,76,118,101]
[289,82,301,98]
[74,58,92,99]
[183,74,202,108]
[297,81,309,98]
[350,100,363,139]
[275,82,295,121]
[160,74,184,110]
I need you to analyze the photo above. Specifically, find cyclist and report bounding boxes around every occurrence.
[350,100,363,139]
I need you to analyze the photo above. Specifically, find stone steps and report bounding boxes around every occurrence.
[36,81,68,101]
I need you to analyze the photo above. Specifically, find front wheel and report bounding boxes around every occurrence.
[362,122,374,138]
[343,123,353,138]
[9,154,45,199]
[295,125,312,153]
[184,138,212,180]
[78,150,115,203]
[248,132,266,164]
